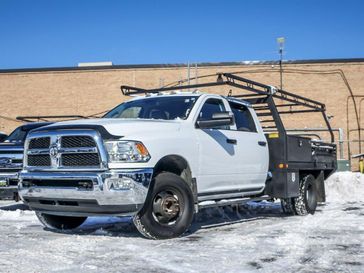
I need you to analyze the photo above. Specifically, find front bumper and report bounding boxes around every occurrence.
[18,169,153,216]
[0,172,19,200]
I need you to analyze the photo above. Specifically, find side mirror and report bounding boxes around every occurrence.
[0,133,8,143]
[196,111,234,129]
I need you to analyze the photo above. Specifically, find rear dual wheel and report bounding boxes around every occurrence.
[281,174,317,216]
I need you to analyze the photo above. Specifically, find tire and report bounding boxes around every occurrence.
[281,198,297,215]
[36,212,87,230]
[293,174,317,215]
[133,172,194,239]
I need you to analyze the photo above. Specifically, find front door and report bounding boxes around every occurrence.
[195,97,240,195]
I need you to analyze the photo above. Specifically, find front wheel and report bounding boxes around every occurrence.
[133,172,194,239]
[36,212,87,230]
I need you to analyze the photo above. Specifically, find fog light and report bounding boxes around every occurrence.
[107,177,134,190]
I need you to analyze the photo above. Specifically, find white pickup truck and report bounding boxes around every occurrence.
[19,74,337,239]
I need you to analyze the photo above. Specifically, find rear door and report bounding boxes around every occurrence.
[226,100,269,191]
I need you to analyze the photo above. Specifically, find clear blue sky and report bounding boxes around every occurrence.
[0,0,363,69]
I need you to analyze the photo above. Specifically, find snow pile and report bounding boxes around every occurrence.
[325,172,364,203]
[0,209,31,219]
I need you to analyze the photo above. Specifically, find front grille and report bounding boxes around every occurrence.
[22,179,93,189]
[29,137,50,149]
[8,179,19,186]
[23,198,98,206]
[28,155,51,166]
[26,132,102,169]
[62,153,100,167]
[61,136,96,148]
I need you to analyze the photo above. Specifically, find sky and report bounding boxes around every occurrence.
[0,0,363,69]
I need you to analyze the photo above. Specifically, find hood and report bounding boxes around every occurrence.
[32,118,182,139]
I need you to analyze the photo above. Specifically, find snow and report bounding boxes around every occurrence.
[0,172,363,272]
[325,171,364,203]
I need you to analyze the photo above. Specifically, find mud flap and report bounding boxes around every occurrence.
[316,171,326,203]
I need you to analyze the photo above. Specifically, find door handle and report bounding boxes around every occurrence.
[258,141,267,146]
[226,138,237,145]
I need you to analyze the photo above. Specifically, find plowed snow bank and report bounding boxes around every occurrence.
[325,172,364,203]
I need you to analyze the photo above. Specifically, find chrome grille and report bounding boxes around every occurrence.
[61,136,96,148]
[28,155,51,166]
[26,130,105,170]
[62,153,100,166]
[28,137,50,149]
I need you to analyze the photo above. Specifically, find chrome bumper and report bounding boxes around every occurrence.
[18,169,153,216]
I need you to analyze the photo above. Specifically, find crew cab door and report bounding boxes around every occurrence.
[195,97,268,197]
[226,100,269,191]
[195,97,238,194]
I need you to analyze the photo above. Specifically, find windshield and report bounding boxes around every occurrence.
[104,96,199,120]
[5,126,28,143]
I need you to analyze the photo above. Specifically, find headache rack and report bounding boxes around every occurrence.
[120,72,334,143]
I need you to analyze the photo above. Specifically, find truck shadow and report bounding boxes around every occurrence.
[188,201,286,234]
[49,201,289,238]
[0,202,29,211]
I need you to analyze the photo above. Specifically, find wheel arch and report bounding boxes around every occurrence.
[148,155,198,208]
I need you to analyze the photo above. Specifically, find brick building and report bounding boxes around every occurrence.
[0,58,363,166]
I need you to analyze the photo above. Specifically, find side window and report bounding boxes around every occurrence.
[198,98,226,120]
[229,102,257,132]
[197,98,228,129]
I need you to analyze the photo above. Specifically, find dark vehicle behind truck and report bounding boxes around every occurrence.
[0,122,52,200]
[0,132,7,142]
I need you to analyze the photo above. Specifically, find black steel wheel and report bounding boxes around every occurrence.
[152,189,182,225]
[36,212,87,230]
[133,172,194,239]
[293,174,317,215]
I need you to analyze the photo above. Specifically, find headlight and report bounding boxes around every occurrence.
[104,141,151,163]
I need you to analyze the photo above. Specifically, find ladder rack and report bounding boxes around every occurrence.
[120,73,334,142]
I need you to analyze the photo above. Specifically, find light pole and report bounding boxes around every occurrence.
[277,37,285,90]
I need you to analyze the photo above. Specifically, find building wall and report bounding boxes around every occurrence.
[0,61,363,166]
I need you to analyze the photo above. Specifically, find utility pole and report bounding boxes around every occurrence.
[187,62,191,92]
[195,63,198,84]
[277,37,285,90]
[187,62,191,86]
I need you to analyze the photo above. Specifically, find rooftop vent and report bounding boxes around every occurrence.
[77,61,113,67]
